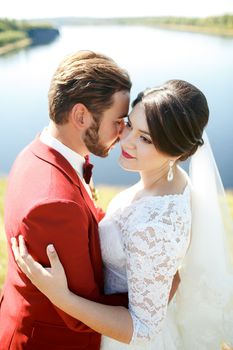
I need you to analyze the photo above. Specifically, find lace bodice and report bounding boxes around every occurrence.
[99,184,191,345]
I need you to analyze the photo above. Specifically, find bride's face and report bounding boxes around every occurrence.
[119,103,170,173]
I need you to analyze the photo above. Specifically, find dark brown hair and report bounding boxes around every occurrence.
[132,80,209,161]
[48,50,132,124]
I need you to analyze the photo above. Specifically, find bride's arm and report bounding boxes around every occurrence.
[169,271,180,301]
[52,291,133,343]
[11,233,179,344]
[11,236,133,343]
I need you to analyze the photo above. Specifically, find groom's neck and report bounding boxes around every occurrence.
[48,121,88,157]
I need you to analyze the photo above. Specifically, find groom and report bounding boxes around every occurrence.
[0,50,131,350]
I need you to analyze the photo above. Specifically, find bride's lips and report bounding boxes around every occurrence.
[121,149,135,159]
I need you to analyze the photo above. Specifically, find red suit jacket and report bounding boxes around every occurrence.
[0,138,128,350]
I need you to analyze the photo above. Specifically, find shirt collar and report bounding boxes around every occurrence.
[40,127,85,177]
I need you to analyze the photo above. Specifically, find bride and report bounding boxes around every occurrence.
[11,79,233,349]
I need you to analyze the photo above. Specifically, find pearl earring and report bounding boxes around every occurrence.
[167,160,174,182]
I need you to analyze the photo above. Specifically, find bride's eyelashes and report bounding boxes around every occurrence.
[124,116,132,128]
[125,116,152,144]
[140,135,152,144]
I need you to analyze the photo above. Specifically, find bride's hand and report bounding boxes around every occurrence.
[11,235,69,304]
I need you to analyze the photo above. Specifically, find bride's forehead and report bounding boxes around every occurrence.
[130,104,148,128]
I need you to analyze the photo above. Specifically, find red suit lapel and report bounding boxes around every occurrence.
[30,138,99,223]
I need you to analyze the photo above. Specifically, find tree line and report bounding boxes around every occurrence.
[1,14,233,47]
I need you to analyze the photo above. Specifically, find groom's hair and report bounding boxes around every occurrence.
[48,50,131,124]
[132,80,209,161]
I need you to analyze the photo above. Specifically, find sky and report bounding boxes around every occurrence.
[1,0,233,20]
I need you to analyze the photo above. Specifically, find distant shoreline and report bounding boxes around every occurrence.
[0,176,233,191]
[1,22,231,57]
[0,19,60,56]
[0,15,232,56]
[33,15,233,38]
[147,23,233,37]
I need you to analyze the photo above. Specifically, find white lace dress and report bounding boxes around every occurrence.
[99,183,192,350]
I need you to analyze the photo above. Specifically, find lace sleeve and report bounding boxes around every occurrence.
[124,199,191,345]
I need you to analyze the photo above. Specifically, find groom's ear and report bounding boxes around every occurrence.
[70,103,92,130]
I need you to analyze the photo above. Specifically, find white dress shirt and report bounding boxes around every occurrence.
[40,127,92,197]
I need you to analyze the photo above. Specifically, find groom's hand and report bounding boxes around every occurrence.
[11,235,69,305]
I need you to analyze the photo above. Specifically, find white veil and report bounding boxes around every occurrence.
[174,132,233,349]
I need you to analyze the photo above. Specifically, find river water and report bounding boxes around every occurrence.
[0,25,232,187]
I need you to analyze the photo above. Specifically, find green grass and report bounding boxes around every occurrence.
[95,185,125,211]
[226,191,233,218]
[1,179,233,290]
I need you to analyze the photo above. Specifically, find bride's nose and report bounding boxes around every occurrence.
[120,128,135,149]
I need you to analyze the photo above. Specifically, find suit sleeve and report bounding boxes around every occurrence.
[20,199,127,332]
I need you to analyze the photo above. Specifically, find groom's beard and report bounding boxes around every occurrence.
[83,122,119,158]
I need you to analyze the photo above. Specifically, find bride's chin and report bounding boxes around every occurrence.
[118,158,137,172]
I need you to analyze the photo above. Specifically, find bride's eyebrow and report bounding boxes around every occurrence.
[128,115,151,136]
[139,128,151,136]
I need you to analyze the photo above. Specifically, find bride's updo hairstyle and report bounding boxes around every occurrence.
[132,80,209,161]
